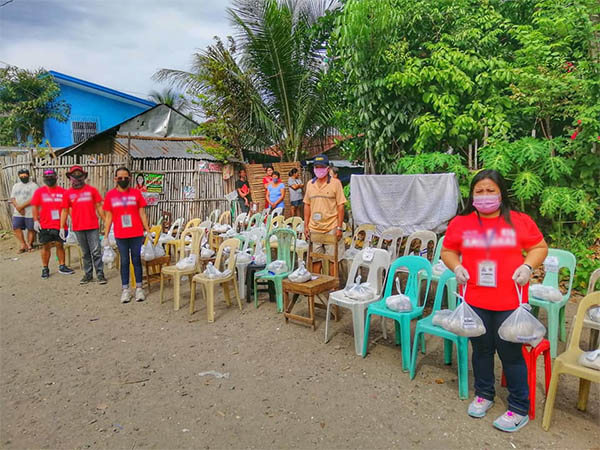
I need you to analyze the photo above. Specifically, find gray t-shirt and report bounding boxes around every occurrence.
[10,181,39,218]
[288,177,303,202]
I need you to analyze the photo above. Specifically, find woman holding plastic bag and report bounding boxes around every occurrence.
[103,167,151,304]
[441,169,548,433]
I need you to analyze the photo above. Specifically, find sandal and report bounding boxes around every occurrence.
[18,248,26,254]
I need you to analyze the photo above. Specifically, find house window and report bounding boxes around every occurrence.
[72,121,97,143]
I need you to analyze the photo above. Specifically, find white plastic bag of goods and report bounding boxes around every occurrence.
[202,262,231,279]
[442,287,486,337]
[176,254,197,270]
[201,247,215,258]
[498,283,546,347]
[433,260,448,276]
[140,242,156,261]
[253,241,267,266]
[154,244,166,258]
[288,261,311,283]
[344,275,376,301]
[432,309,453,327]
[529,284,563,302]
[267,260,288,274]
[587,306,600,323]
[578,350,600,371]
[102,246,116,268]
[386,279,411,311]
[66,231,78,245]
[350,174,460,234]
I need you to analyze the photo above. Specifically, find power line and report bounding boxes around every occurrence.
[0,0,15,8]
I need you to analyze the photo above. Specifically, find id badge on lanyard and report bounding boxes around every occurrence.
[119,190,134,228]
[477,226,498,288]
[51,209,60,221]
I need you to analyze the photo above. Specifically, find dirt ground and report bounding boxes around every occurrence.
[1,236,598,450]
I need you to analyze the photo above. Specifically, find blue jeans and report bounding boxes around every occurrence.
[75,229,103,277]
[115,236,144,288]
[470,306,529,416]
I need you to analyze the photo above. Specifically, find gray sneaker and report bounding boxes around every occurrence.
[120,289,131,304]
[493,410,529,432]
[467,396,494,418]
[135,287,145,302]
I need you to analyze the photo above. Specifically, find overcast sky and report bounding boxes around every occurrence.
[0,0,234,100]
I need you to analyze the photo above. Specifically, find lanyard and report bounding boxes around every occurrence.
[116,189,134,215]
[478,216,501,259]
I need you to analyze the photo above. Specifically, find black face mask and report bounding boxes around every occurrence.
[44,177,57,187]
[117,179,130,189]
[19,176,29,184]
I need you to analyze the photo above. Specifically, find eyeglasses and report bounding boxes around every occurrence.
[117,177,130,181]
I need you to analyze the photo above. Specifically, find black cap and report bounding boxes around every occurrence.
[18,168,30,175]
[313,154,329,166]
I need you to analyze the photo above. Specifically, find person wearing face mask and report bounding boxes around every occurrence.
[262,166,274,209]
[10,168,38,253]
[441,169,548,433]
[103,167,151,304]
[60,166,107,285]
[30,169,75,278]
[266,171,286,210]
[303,154,346,275]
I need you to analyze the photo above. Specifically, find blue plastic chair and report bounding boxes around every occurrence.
[409,270,469,398]
[362,255,432,371]
[529,248,576,358]
[426,235,457,309]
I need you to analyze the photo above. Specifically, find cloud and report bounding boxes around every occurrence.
[0,0,234,99]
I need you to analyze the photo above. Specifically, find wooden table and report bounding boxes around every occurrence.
[282,275,339,330]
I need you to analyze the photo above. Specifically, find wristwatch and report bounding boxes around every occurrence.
[524,263,533,271]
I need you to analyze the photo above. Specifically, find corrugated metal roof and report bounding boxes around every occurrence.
[114,136,219,160]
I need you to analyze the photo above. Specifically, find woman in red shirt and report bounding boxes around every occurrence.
[103,167,151,304]
[262,165,273,209]
[442,169,548,433]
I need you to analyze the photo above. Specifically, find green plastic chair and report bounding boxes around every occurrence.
[362,255,432,372]
[409,270,469,399]
[529,248,576,358]
[254,228,297,312]
[246,213,262,230]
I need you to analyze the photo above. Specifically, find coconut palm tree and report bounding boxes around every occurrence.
[154,0,339,161]
[147,87,189,112]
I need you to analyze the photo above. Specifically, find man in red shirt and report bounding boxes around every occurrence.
[31,169,74,279]
[60,165,107,285]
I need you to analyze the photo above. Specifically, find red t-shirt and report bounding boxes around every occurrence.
[443,211,544,311]
[64,185,103,231]
[103,188,147,239]
[30,185,67,230]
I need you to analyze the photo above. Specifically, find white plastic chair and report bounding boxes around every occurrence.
[344,224,377,261]
[403,230,437,260]
[271,207,283,219]
[325,248,392,355]
[207,209,221,224]
[234,213,248,232]
[376,227,404,259]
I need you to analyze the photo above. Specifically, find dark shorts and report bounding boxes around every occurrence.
[39,228,64,245]
[291,200,303,207]
[12,216,34,231]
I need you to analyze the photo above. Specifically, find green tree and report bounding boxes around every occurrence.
[147,87,189,112]
[0,66,70,146]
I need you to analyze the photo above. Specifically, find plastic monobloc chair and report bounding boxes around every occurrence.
[189,238,241,322]
[431,236,457,309]
[325,248,391,355]
[160,227,205,311]
[363,255,432,371]
[542,291,600,431]
[376,227,404,259]
[409,270,469,398]
[254,228,296,312]
[246,213,262,230]
[529,249,576,357]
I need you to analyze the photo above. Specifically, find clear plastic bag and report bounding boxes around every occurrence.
[236,250,253,264]
[224,228,237,238]
[498,283,546,347]
[288,261,311,283]
[158,233,175,245]
[432,309,453,327]
[213,224,231,233]
[344,275,376,301]
[267,259,288,274]
[253,241,267,266]
[176,254,197,270]
[587,306,600,323]
[529,284,563,302]
[442,286,486,337]
[66,231,78,245]
[200,247,215,258]
[154,244,166,258]
[140,242,156,261]
[578,349,600,371]
[102,246,116,268]
[432,260,448,276]
[386,278,411,311]
[202,262,231,279]
[295,239,308,249]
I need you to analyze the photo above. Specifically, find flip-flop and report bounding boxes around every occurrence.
[27,247,35,252]
[18,248,26,254]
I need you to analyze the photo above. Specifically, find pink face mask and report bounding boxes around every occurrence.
[314,167,329,179]
[473,194,501,214]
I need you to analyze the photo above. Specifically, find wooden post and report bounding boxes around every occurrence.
[127,132,132,169]
[468,143,473,170]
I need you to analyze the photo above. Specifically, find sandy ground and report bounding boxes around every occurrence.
[1,236,598,450]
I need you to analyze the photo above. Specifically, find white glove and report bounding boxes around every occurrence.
[33,221,41,233]
[59,229,66,241]
[454,264,470,285]
[512,264,532,286]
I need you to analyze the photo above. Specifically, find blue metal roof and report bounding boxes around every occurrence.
[48,70,156,107]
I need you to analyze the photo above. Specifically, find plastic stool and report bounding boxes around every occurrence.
[501,338,552,420]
